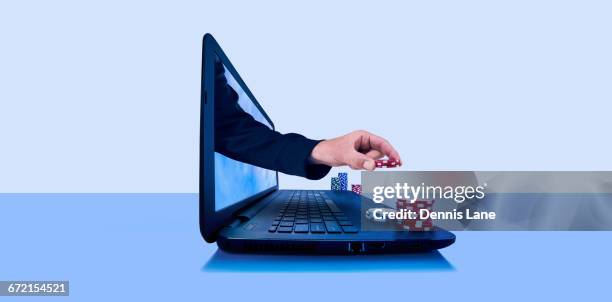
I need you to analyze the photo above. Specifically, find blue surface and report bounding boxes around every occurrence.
[1,194,609,301]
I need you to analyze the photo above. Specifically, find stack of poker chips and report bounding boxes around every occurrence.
[330,172,356,192]
[351,184,362,195]
[331,177,340,191]
[396,199,435,231]
[338,172,348,190]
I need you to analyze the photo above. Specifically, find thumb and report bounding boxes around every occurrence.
[346,151,375,170]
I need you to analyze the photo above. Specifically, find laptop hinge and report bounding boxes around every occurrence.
[235,190,278,222]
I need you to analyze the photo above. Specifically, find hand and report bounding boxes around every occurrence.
[309,130,402,171]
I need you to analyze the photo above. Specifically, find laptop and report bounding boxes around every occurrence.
[200,33,455,254]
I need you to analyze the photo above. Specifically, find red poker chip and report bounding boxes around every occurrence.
[374,159,400,168]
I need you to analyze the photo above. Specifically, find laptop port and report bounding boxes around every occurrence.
[365,242,386,251]
[349,242,364,253]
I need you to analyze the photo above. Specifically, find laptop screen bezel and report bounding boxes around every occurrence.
[200,34,279,243]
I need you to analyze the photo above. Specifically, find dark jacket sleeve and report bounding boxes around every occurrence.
[213,59,331,180]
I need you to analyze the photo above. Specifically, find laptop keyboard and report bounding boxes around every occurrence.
[268,190,358,234]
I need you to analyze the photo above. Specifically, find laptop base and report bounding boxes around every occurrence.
[217,190,456,254]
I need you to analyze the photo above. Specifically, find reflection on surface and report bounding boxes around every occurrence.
[202,249,454,272]
[214,59,277,211]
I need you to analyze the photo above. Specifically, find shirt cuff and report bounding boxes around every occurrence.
[292,138,332,180]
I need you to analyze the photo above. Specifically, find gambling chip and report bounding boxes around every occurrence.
[351,184,362,195]
[330,177,340,191]
[395,198,435,232]
[337,172,348,191]
[374,159,400,168]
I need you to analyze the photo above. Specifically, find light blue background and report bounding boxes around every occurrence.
[1,0,611,192]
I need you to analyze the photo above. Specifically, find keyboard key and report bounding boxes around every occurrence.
[280,221,294,227]
[277,226,293,233]
[276,191,354,233]
[325,199,343,213]
[310,223,326,233]
[341,226,359,233]
[294,224,309,233]
[324,221,342,233]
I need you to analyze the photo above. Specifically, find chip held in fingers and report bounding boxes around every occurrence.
[374,158,400,168]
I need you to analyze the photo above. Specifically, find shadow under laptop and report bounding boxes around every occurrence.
[202,249,454,272]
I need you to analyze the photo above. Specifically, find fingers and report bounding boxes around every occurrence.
[364,150,384,159]
[345,151,376,171]
[362,132,402,165]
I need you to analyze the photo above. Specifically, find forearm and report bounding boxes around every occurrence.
[216,128,331,179]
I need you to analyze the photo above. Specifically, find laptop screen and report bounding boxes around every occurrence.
[214,60,277,211]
